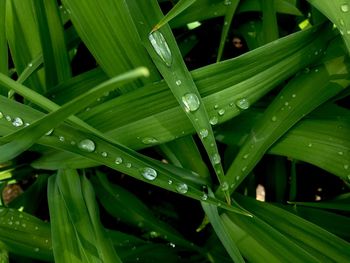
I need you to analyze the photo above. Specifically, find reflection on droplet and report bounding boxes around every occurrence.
[149,31,172,67]
[78,139,96,152]
[235,98,250,110]
[182,93,200,112]
[168,180,173,185]
[140,167,157,181]
[12,117,23,127]
[115,157,123,164]
[176,183,188,194]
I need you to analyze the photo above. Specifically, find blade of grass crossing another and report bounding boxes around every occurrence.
[127,0,229,202]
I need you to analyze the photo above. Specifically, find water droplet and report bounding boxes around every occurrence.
[182,93,200,112]
[34,248,39,252]
[243,153,249,159]
[28,63,33,67]
[199,129,208,139]
[344,164,349,170]
[314,50,318,55]
[140,167,157,181]
[214,104,219,109]
[149,31,172,67]
[341,3,349,12]
[218,108,225,116]
[0,111,3,119]
[292,94,296,98]
[236,175,240,181]
[12,117,23,127]
[24,122,30,127]
[175,80,182,86]
[241,166,247,172]
[209,116,218,125]
[115,157,123,164]
[70,141,76,145]
[201,193,208,200]
[169,242,176,248]
[5,115,11,121]
[235,98,250,110]
[168,180,173,185]
[142,137,158,145]
[221,182,229,191]
[229,102,235,107]
[212,153,221,164]
[338,151,344,156]
[224,0,232,5]
[308,143,313,147]
[176,183,188,194]
[284,102,289,106]
[339,19,345,26]
[315,69,319,72]
[22,223,26,228]
[125,163,132,168]
[271,116,277,122]
[45,129,54,136]
[59,136,65,142]
[101,152,108,157]
[78,139,96,152]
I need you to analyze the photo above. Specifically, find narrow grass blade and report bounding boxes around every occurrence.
[201,192,245,263]
[0,68,148,161]
[0,207,53,261]
[217,0,240,62]
[5,0,45,93]
[261,0,279,43]
[308,0,350,54]
[152,0,197,32]
[225,55,350,193]
[0,0,7,96]
[16,54,43,84]
[33,0,71,89]
[48,169,122,262]
[236,194,350,262]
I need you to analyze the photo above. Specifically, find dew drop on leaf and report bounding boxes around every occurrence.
[175,80,182,86]
[235,98,250,110]
[5,115,11,121]
[182,93,200,112]
[142,137,158,145]
[140,167,157,181]
[12,117,23,127]
[341,3,349,12]
[0,111,3,119]
[45,129,54,136]
[271,116,277,122]
[221,182,229,191]
[148,30,172,67]
[125,163,132,168]
[101,152,108,157]
[78,139,96,152]
[59,136,65,142]
[199,129,209,139]
[218,108,225,116]
[209,116,218,125]
[201,193,208,200]
[115,157,123,164]
[176,183,188,194]
[212,153,221,164]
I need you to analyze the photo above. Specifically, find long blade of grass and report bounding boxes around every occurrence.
[33,0,71,89]
[152,0,198,32]
[261,0,279,43]
[0,0,7,96]
[48,169,122,262]
[307,0,350,54]
[0,207,53,261]
[225,55,350,193]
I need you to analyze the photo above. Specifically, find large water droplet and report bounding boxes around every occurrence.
[182,93,200,112]
[140,167,157,181]
[235,98,250,110]
[12,117,23,127]
[341,3,349,12]
[176,183,188,194]
[209,116,218,125]
[142,137,158,145]
[78,139,96,152]
[199,129,208,139]
[212,153,221,164]
[115,157,123,164]
[149,31,172,67]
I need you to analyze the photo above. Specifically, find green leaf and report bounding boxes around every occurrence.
[0,0,7,96]
[48,169,122,263]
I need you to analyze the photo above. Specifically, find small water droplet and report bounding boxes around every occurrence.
[34,248,39,252]
[28,63,33,67]
[149,31,172,67]
[271,116,277,122]
[182,93,200,112]
[176,183,188,194]
[78,139,96,152]
[101,152,108,157]
[199,129,208,139]
[229,102,235,107]
[169,242,176,248]
[221,182,228,191]
[235,98,250,110]
[59,136,65,142]
[212,153,221,164]
[115,157,123,164]
[0,111,3,119]
[12,117,23,127]
[142,137,158,145]
[140,167,157,181]
[344,164,349,170]
[338,151,344,156]
[70,141,76,145]
[236,175,240,181]
[214,104,219,109]
[308,143,313,147]
[218,108,225,116]
[168,180,173,185]
[45,129,54,136]
[339,19,345,26]
[224,0,232,5]
[241,166,247,172]
[22,223,26,227]
[284,102,289,106]
[315,68,319,72]
[175,80,182,86]
[341,3,349,12]
[243,153,249,159]
[292,94,296,98]
[209,116,218,125]
[24,122,30,127]
[125,163,132,168]
[201,193,208,200]
[5,115,11,121]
